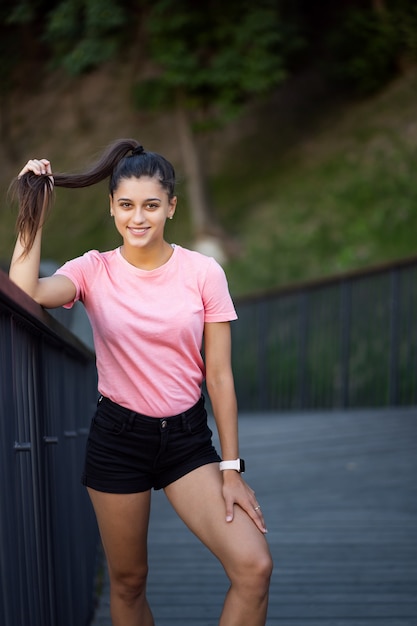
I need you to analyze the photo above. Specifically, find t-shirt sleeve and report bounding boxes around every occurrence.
[202,258,238,322]
[54,251,97,309]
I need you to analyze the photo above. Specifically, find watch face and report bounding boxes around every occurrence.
[240,459,246,473]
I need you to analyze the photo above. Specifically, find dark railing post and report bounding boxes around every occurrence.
[297,292,309,409]
[339,280,351,408]
[388,269,400,406]
[257,300,268,410]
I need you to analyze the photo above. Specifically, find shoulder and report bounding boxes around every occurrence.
[81,248,118,264]
[174,246,233,304]
[60,248,117,270]
[55,249,119,288]
[175,245,224,274]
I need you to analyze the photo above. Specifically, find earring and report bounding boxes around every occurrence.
[168,216,173,220]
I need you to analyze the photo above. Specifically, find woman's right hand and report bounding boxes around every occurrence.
[10,156,76,307]
[18,158,53,182]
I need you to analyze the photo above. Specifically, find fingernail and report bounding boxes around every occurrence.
[226,515,233,522]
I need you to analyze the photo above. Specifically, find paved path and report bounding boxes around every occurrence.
[90,408,417,625]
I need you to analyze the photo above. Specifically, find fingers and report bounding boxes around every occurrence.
[18,158,52,179]
[225,500,234,523]
[223,479,268,535]
[240,483,268,534]
[250,502,268,535]
[240,491,267,534]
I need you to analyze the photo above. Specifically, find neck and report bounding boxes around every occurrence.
[120,241,173,270]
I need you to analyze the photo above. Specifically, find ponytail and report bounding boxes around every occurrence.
[11,138,142,256]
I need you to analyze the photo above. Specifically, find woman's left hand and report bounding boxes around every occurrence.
[222,471,268,534]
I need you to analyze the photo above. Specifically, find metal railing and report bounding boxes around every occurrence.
[0,270,99,626]
[3,249,417,623]
[232,255,417,411]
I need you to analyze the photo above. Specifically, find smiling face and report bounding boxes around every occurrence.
[110,176,177,257]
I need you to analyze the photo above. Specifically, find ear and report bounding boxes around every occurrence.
[109,194,114,216]
[168,196,177,220]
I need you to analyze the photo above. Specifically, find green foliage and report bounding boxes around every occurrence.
[0,7,20,93]
[326,8,398,94]
[222,133,417,295]
[3,0,128,77]
[325,1,417,95]
[1,1,53,93]
[6,1,37,23]
[134,0,302,119]
[393,0,417,59]
[45,0,127,75]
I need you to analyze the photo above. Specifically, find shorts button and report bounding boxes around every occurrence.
[161,419,168,429]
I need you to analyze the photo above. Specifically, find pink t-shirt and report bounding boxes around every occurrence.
[55,245,237,417]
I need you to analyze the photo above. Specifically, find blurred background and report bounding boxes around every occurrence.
[1,0,416,296]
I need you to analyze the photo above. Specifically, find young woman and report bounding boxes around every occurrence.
[9,139,273,626]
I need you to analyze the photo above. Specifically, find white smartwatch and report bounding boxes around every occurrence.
[219,458,245,473]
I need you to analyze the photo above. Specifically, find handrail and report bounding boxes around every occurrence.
[232,255,417,411]
[235,252,417,303]
[0,269,99,626]
[0,268,93,358]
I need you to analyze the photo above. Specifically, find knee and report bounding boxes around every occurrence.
[251,550,273,592]
[110,565,149,605]
[232,549,273,596]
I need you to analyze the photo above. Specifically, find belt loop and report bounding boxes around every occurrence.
[126,412,136,432]
[181,413,192,433]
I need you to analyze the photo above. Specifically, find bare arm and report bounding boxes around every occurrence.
[204,321,267,534]
[204,321,239,460]
[9,158,77,308]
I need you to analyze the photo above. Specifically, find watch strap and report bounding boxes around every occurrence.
[219,458,245,473]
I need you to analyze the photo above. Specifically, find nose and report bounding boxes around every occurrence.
[132,206,144,223]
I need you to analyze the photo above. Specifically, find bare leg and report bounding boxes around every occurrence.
[164,464,273,626]
[87,488,154,626]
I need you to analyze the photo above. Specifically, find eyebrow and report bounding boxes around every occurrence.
[116,197,162,202]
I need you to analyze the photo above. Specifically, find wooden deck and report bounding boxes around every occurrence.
[90,408,417,625]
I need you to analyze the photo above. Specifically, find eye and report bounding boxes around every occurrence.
[146,203,159,210]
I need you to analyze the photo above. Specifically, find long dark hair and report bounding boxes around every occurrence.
[10,138,176,256]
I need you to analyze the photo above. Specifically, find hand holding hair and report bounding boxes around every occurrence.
[18,158,53,180]
[11,139,144,257]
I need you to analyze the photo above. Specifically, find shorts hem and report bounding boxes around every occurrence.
[81,474,153,494]
[154,455,221,490]
[81,453,221,494]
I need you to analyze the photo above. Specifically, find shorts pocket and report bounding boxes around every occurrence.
[186,406,210,435]
[92,409,125,435]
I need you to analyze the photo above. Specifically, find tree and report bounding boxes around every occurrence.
[44,0,127,75]
[133,0,302,254]
[3,0,303,254]
[1,0,55,157]
[5,0,127,75]
[323,0,417,95]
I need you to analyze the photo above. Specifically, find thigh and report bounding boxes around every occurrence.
[88,488,152,577]
[164,464,270,575]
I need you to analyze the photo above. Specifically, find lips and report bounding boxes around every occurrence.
[128,227,150,236]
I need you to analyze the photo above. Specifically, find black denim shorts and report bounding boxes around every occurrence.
[81,395,221,493]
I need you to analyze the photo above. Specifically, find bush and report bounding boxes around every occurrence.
[325,7,400,94]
